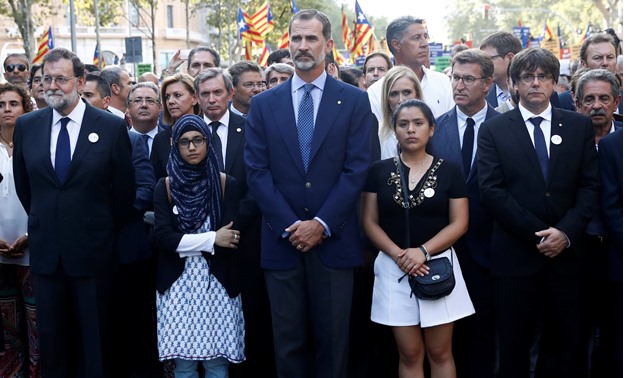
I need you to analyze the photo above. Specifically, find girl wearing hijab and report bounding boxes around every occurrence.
[152,114,245,377]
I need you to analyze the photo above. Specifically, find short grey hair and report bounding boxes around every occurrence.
[128,82,161,104]
[194,67,233,93]
[575,68,621,103]
[386,16,425,54]
[264,63,294,81]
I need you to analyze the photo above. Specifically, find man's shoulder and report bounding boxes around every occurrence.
[482,108,518,130]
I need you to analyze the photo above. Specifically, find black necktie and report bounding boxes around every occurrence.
[55,117,71,183]
[461,117,475,177]
[530,117,549,181]
[209,121,225,172]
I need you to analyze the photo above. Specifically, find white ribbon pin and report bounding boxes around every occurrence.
[424,188,435,198]
[236,128,242,133]
[172,206,179,215]
[88,133,99,143]
[551,135,562,145]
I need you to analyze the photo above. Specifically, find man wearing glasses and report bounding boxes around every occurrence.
[430,48,500,378]
[479,31,522,109]
[228,60,266,118]
[3,53,30,88]
[12,47,135,377]
[477,48,598,378]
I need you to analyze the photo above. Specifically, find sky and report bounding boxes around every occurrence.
[340,0,450,43]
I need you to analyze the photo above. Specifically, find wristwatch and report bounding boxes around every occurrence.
[419,245,431,261]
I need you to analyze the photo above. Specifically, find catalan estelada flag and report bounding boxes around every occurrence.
[238,7,264,45]
[32,26,54,64]
[259,43,271,66]
[251,2,274,37]
[277,0,299,49]
[93,44,100,66]
[350,1,373,61]
[341,7,352,50]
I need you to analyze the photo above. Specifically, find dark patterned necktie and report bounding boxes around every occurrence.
[296,83,314,172]
[209,121,225,172]
[55,117,71,183]
[530,117,549,181]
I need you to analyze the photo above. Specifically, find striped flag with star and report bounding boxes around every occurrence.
[238,7,264,45]
[350,1,374,61]
[32,26,54,64]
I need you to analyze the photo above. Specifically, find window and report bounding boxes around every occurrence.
[167,5,173,28]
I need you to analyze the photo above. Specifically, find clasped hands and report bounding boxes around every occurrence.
[535,226,568,258]
[286,220,326,253]
[396,248,430,277]
[0,235,28,259]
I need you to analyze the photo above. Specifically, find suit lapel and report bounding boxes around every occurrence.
[547,107,565,182]
[509,109,546,184]
[443,109,465,175]
[468,107,499,182]
[309,76,342,165]
[66,106,101,180]
[272,82,304,174]
[225,111,244,173]
[38,108,58,183]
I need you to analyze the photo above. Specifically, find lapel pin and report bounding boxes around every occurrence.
[172,206,179,215]
[558,123,563,127]
[88,133,99,143]
[337,100,342,105]
[424,188,435,198]
[236,128,242,133]
[551,135,562,145]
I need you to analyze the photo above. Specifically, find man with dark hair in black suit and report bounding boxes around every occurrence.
[477,48,599,378]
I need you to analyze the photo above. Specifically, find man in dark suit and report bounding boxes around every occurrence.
[430,48,499,378]
[244,9,372,378]
[477,48,599,378]
[597,129,622,377]
[12,48,135,377]
[573,68,622,377]
[194,67,276,377]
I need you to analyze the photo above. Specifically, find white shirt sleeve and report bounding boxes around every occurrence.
[176,231,216,258]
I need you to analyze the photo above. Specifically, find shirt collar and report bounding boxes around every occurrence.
[204,111,230,128]
[52,98,86,126]
[292,70,327,93]
[455,103,489,129]
[519,103,552,123]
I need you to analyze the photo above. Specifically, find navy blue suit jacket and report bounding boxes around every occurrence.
[117,132,155,264]
[598,129,622,283]
[244,75,372,270]
[477,107,599,277]
[430,105,500,268]
[13,104,135,276]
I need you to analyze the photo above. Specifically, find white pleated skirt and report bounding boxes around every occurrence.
[371,247,475,328]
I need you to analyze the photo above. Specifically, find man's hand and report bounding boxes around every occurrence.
[286,220,325,253]
[166,49,186,73]
[10,235,28,254]
[0,238,12,257]
[535,227,568,258]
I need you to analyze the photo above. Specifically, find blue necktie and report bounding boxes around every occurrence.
[140,134,150,155]
[461,117,475,178]
[297,83,314,172]
[530,117,549,181]
[55,117,71,183]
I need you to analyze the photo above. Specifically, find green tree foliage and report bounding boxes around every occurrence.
[445,0,612,48]
[71,0,124,26]
[0,0,52,60]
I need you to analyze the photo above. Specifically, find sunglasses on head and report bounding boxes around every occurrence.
[5,64,27,72]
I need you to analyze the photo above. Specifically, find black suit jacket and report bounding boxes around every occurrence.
[598,129,622,283]
[477,106,599,277]
[431,105,500,268]
[150,126,172,180]
[13,105,136,276]
[487,83,560,108]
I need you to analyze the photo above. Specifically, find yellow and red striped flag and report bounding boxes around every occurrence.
[350,1,374,61]
[341,7,352,50]
[251,2,274,38]
[32,26,54,64]
[259,43,271,66]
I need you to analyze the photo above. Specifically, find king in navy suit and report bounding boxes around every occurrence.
[12,48,135,377]
[430,49,499,378]
[244,10,372,378]
[477,48,598,378]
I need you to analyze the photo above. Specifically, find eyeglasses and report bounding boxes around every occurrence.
[176,136,206,149]
[42,76,77,86]
[5,64,27,72]
[519,73,552,84]
[581,94,614,106]
[451,75,486,86]
[241,81,266,89]
[129,97,159,106]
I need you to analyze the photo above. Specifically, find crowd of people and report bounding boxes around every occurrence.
[0,8,622,378]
